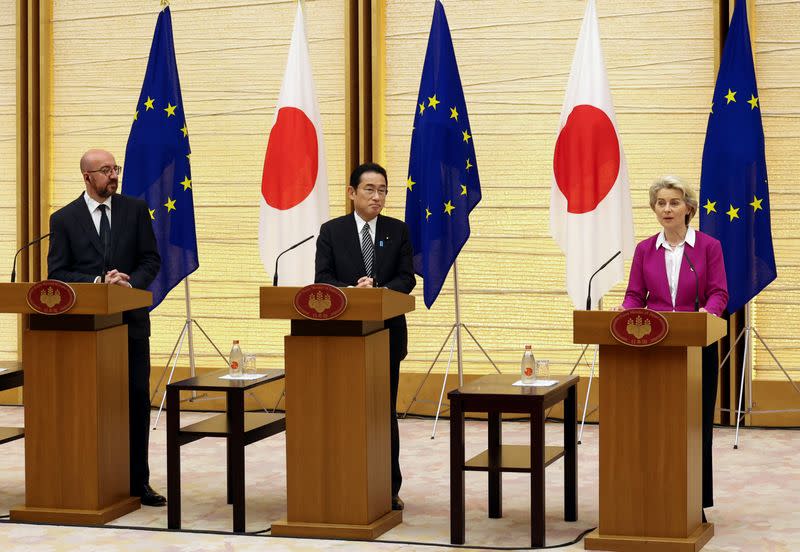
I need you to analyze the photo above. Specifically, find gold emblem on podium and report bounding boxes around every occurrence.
[26,280,77,315]
[626,315,652,340]
[294,284,348,320]
[308,290,332,314]
[40,286,62,308]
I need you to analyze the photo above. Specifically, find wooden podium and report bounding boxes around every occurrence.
[0,282,151,525]
[260,286,414,539]
[574,311,727,552]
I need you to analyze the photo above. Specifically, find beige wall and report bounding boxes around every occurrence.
[0,6,17,361]
[752,0,800,380]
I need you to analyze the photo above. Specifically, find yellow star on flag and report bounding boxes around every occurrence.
[134,110,139,121]
[443,200,455,215]
[180,176,192,191]
[462,130,471,143]
[164,103,177,117]
[164,197,176,212]
[406,176,416,191]
[144,96,155,110]
[427,94,440,110]
[181,124,188,137]
[703,199,717,215]
[710,102,714,114]
[724,88,737,104]
[460,184,467,196]
[186,153,191,160]
[750,195,763,211]
[726,204,739,221]
[418,103,425,115]
[747,95,759,110]
[425,207,432,220]
[465,158,473,171]
[148,208,155,220]
[449,107,459,121]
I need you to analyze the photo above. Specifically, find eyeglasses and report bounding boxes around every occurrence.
[86,165,122,177]
[360,186,388,197]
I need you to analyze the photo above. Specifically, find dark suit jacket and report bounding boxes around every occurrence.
[315,213,416,359]
[47,193,161,338]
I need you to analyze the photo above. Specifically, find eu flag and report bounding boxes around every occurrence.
[700,0,776,314]
[405,0,481,308]
[123,6,198,311]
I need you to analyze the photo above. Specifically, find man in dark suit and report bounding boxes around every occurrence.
[47,149,165,506]
[315,162,416,511]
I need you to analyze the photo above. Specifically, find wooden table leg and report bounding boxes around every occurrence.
[530,406,545,548]
[564,383,578,522]
[166,386,181,529]
[488,410,502,518]
[450,398,465,545]
[228,390,246,533]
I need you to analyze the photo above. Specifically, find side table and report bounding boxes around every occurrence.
[0,362,24,445]
[167,369,286,532]
[448,373,579,547]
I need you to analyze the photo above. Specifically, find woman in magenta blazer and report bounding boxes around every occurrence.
[620,175,728,519]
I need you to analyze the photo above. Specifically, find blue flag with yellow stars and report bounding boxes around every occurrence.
[699,0,776,313]
[405,0,481,309]
[123,6,198,311]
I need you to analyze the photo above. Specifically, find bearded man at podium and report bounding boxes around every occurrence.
[315,162,416,511]
[47,149,164,506]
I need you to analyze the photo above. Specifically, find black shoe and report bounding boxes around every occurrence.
[139,484,167,507]
[391,495,404,511]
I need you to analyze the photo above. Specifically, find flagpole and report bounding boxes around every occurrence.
[452,260,464,386]
[184,277,197,377]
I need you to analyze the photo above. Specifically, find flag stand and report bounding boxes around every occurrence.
[567,342,599,444]
[149,277,272,428]
[402,260,501,439]
[718,303,800,448]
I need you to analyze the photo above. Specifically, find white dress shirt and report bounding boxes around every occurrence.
[655,226,696,309]
[354,211,376,244]
[83,192,113,236]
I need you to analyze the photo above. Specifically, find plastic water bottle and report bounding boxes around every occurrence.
[229,340,243,376]
[521,344,536,384]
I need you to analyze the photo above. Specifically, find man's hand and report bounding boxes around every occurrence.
[105,269,132,287]
[355,276,374,288]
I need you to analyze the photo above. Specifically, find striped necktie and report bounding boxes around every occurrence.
[361,223,374,277]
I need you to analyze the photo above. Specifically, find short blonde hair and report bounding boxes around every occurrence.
[649,175,698,225]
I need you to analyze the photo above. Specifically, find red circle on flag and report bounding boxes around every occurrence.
[553,104,620,214]
[262,106,319,210]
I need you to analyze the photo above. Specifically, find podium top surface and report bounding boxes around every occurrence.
[0,282,152,315]
[260,286,415,321]
[573,310,727,347]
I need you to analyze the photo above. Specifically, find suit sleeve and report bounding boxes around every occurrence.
[47,212,96,283]
[314,222,349,287]
[622,241,647,309]
[381,222,416,294]
[702,238,728,316]
[127,200,161,290]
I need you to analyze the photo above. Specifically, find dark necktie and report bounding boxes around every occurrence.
[98,204,111,269]
[361,223,374,278]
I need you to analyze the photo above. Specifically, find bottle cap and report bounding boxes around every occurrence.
[233,340,239,344]
[525,344,531,349]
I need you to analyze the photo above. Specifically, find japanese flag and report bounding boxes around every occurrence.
[550,0,634,310]
[259,1,329,285]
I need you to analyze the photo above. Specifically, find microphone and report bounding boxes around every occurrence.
[585,250,622,310]
[273,235,314,286]
[371,238,383,287]
[683,251,700,312]
[101,228,111,284]
[10,233,52,283]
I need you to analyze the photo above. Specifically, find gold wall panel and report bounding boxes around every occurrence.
[0,4,17,361]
